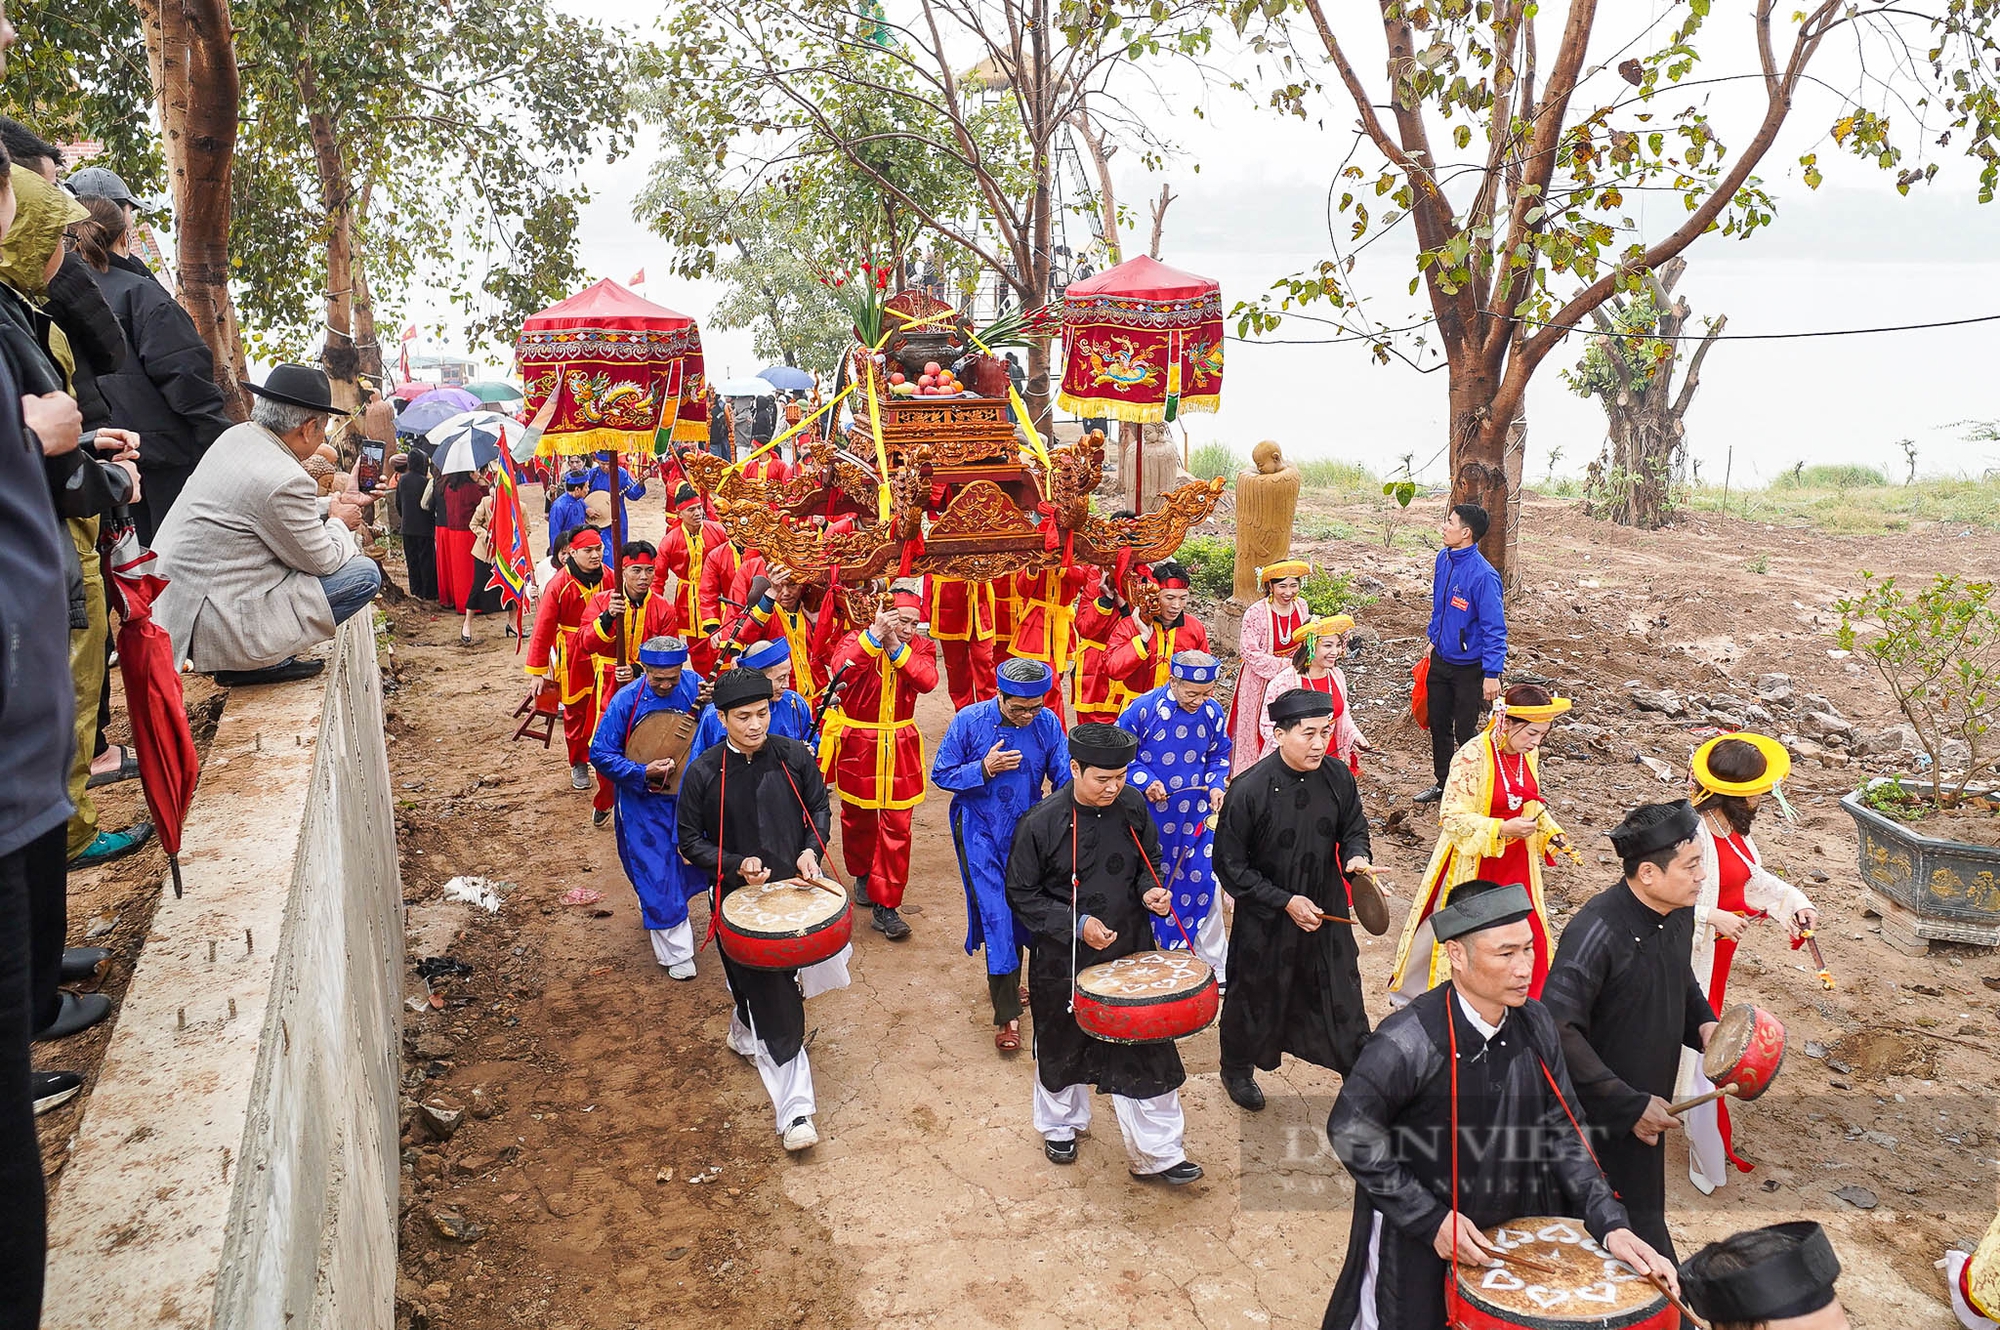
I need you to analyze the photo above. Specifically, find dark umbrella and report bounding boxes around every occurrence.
[106,535,201,898]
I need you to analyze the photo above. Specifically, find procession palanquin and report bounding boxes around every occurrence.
[676,290,1225,603]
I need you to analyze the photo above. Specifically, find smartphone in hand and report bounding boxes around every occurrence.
[356,438,386,493]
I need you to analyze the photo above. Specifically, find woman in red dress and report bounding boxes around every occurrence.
[1680,733,1819,1193]
[434,472,487,612]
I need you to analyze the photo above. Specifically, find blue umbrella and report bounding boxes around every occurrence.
[397,387,484,436]
[758,365,815,392]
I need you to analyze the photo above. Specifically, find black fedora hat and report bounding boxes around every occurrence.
[242,363,340,415]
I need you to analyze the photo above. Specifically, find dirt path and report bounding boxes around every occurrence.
[393,492,1998,1328]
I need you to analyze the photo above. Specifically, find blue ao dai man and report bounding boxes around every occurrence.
[1116,650,1232,981]
[929,657,1071,1049]
[692,636,815,755]
[589,635,707,978]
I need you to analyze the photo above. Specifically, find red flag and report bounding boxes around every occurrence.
[627,268,645,286]
[486,445,535,618]
[398,324,415,384]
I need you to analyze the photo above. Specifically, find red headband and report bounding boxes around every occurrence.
[569,528,602,550]
[891,590,924,610]
[624,551,655,567]
[1154,572,1190,589]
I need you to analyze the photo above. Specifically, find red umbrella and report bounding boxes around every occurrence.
[391,380,440,402]
[106,537,201,898]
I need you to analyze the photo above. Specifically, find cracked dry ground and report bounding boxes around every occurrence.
[391,493,1998,1330]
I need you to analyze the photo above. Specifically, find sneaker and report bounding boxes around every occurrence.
[1044,1137,1079,1165]
[591,807,611,828]
[1131,1159,1203,1185]
[870,904,911,941]
[1412,784,1444,805]
[68,821,153,870]
[570,763,592,792]
[782,1116,819,1152]
[666,961,696,981]
[32,1070,82,1115]
[853,876,873,906]
[1222,1071,1266,1112]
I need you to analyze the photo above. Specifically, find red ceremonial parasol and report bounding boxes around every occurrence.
[106,538,201,898]
[1056,255,1223,424]
[515,279,709,460]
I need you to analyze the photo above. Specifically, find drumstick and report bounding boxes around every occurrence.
[1666,1082,1739,1115]
[1317,912,1359,926]
[1800,930,1835,990]
[1638,1269,1710,1330]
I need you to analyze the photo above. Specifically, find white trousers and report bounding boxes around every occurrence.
[649,922,695,968]
[1032,1080,1185,1174]
[1679,1046,1728,1193]
[728,1007,816,1132]
[1355,1212,1384,1330]
[798,942,853,999]
[1195,895,1229,985]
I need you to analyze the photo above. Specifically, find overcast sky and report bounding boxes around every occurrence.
[417,2,2000,484]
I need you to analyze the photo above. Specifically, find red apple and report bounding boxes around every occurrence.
[918,374,936,388]
[889,371,906,385]
[924,361,942,377]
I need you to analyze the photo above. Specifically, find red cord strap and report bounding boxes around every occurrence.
[1129,825,1202,953]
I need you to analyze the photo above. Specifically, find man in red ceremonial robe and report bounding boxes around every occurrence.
[926,576,996,711]
[821,587,938,941]
[1104,559,1209,714]
[659,482,731,677]
[697,537,742,653]
[574,541,686,821]
[1069,569,1123,724]
[736,568,827,701]
[526,527,610,793]
[740,448,792,483]
[1009,565,1091,722]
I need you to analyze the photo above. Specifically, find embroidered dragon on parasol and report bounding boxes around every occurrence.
[679,286,1226,606]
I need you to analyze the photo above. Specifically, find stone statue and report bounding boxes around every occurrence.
[1132,421,1181,514]
[1217,439,1300,651]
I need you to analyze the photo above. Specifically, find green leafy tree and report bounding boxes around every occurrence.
[1231,0,2000,580]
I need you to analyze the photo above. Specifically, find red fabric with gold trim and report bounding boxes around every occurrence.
[1056,256,1223,424]
[517,279,708,459]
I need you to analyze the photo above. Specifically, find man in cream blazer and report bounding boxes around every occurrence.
[153,364,380,685]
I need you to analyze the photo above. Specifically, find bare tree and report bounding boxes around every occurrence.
[1148,184,1176,258]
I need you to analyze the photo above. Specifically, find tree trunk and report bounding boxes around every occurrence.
[1449,362,1513,575]
[135,0,247,422]
[351,182,384,388]
[299,72,360,414]
[1148,185,1176,259]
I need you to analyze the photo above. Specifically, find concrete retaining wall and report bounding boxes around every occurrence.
[43,618,404,1329]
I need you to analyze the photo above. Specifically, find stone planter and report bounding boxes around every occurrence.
[1841,778,2000,953]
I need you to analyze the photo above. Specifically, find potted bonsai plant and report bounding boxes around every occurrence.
[1835,570,2000,952]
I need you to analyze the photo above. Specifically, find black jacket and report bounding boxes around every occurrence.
[0,348,78,856]
[86,262,233,470]
[42,253,124,430]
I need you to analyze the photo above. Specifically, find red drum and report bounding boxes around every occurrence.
[1449,1217,1674,1330]
[1702,1003,1787,1102]
[718,877,852,970]
[1073,950,1219,1044]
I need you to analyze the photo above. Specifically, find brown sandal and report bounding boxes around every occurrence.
[995,1020,1022,1052]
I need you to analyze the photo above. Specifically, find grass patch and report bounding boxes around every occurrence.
[1296,514,1358,541]
[1772,462,1890,489]
[1189,442,1242,485]
[1174,534,1237,598]
[1295,457,1376,492]
[1683,475,2000,533]
[1303,568,1378,615]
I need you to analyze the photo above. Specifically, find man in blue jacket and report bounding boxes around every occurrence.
[1416,503,1506,803]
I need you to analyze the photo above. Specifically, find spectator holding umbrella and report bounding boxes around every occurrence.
[67,196,233,543]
